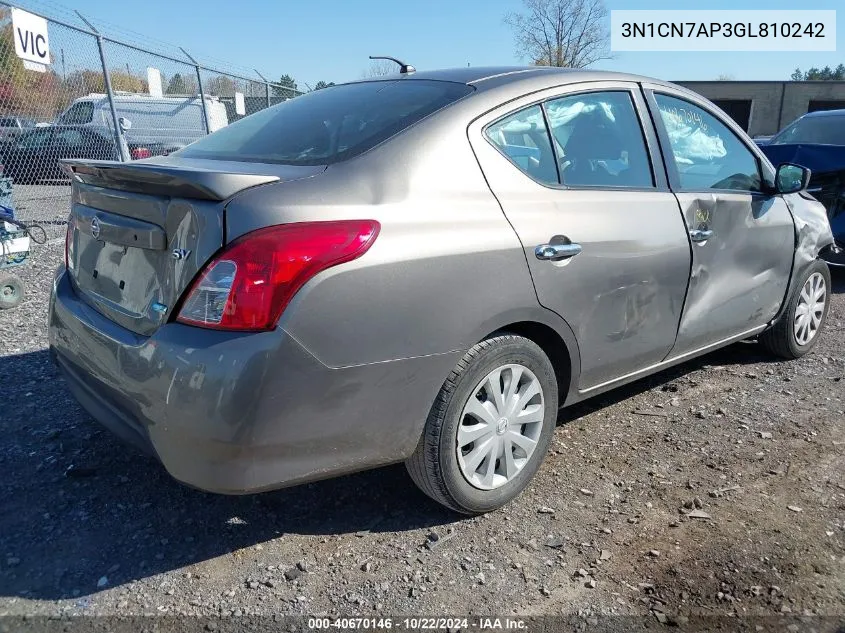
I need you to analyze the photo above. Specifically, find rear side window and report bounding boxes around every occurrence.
[59,102,94,125]
[485,105,558,186]
[177,80,473,165]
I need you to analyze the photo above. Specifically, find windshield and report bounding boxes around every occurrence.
[771,114,845,145]
[176,80,474,165]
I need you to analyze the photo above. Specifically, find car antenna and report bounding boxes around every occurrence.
[369,55,416,74]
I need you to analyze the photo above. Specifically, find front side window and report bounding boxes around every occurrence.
[58,102,94,125]
[655,94,762,193]
[485,105,558,186]
[545,91,654,188]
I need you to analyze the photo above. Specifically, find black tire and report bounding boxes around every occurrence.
[406,333,559,514]
[0,273,24,310]
[760,259,831,359]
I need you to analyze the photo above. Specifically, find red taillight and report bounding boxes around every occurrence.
[176,220,380,332]
[130,147,152,160]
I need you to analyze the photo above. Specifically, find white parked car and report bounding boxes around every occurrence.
[55,93,229,152]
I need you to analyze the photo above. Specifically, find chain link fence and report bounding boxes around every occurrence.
[0,1,300,242]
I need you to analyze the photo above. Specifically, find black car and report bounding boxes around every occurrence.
[1,126,166,183]
[0,116,36,145]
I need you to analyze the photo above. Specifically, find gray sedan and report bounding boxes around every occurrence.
[49,67,835,514]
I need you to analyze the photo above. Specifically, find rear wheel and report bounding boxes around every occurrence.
[406,333,558,514]
[760,259,830,359]
[0,274,24,310]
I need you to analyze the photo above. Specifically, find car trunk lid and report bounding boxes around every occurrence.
[63,158,325,336]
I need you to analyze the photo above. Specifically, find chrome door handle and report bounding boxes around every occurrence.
[689,229,714,243]
[535,242,582,261]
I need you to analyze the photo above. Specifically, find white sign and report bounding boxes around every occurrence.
[234,92,246,116]
[22,60,46,73]
[147,67,163,98]
[11,8,50,66]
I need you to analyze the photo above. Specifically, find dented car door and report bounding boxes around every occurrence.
[646,89,795,358]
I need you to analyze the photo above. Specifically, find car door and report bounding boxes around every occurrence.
[643,87,795,358]
[469,82,691,391]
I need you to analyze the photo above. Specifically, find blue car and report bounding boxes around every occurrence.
[760,109,845,266]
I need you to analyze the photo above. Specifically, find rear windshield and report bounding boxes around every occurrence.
[771,114,845,145]
[175,80,474,165]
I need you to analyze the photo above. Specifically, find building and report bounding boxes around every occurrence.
[674,81,845,138]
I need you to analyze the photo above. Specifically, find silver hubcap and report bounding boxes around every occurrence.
[794,272,826,346]
[456,364,544,490]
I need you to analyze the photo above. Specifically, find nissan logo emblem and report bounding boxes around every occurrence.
[91,217,101,239]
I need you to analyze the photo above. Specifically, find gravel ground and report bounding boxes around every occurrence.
[0,239,843,628]
[6,183,71,243]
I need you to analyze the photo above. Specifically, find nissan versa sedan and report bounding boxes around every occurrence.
[49,67,835,514]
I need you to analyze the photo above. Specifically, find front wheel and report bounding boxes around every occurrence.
[760,259,831,359]
[406,334,559,514]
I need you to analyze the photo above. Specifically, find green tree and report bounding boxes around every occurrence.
[314,81,335,90]
[272,74,299,99]
[792,65,845,80]
[169,72,199,94]
[166,72,188,94]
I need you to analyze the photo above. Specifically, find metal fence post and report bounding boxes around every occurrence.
[76,11,128,161]
[255,70,271,109]
[181,48,210,135]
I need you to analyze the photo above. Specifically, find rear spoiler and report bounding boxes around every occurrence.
[60,159,280,201]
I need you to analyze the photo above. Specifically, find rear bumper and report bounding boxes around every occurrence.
[48,269,458,494]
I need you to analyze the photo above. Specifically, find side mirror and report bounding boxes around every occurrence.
[776,163,811,194]
[118,117,132,132]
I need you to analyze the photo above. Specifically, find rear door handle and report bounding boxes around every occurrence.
[535,242,582,261]
[689,229,714,243]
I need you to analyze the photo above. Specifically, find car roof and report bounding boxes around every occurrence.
[349,65,671,90]
[803,108,845,118]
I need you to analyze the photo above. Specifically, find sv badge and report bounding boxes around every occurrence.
[171,248,191,261]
